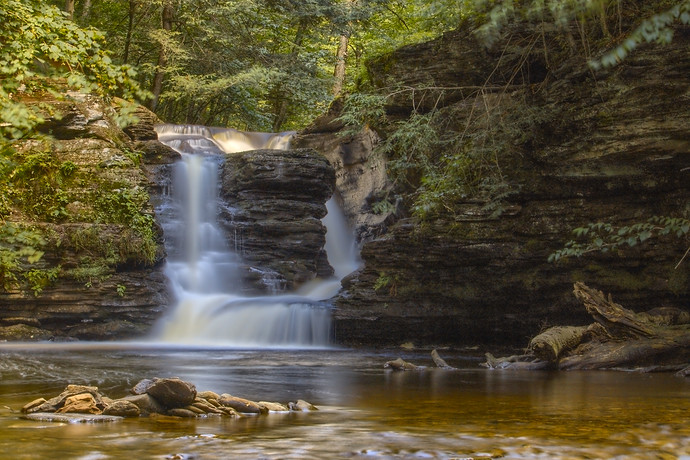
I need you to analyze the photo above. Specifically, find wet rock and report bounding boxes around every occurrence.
[259,401,290,412]
[197,391,220,401]
[21,398,48,414]
[167,408,198,418]
[0,324,53,341]
[121,394,165,416]
[131,378,156,395]
[218,394,263,414]
[103,400,141,417]
[191,399,224,415]
[56,393,101,414]
[20,379,317,421]
[144,378,197,409]
[288,400,318,411]
[44,385,108,414]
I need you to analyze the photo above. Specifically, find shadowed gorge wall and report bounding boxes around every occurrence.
[299,23,690,347]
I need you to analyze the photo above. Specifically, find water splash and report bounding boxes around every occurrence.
[151,124,358,348]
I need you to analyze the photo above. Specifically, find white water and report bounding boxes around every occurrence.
[151,124,358,348]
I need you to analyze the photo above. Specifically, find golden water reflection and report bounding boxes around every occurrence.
[0,346,687,459]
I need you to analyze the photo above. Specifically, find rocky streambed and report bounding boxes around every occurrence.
[20,377,317,423]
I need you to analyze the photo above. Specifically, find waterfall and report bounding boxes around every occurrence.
[151,124,358,348]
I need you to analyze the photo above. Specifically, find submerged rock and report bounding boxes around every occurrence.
[25,413,123,423]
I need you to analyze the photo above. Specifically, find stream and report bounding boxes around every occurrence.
[0,343,688,459]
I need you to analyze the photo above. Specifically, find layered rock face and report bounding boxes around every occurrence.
[219,148,335,291]
[0,96,178,340]
[306,25,690,347]
[295,103,394,242]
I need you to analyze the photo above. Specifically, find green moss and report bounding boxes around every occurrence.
[578,263,655,292]
[668,267,689,296]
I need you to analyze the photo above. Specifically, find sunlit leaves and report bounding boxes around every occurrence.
[0,0,148,141]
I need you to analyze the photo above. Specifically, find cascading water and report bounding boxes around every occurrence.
[151,124,358,348]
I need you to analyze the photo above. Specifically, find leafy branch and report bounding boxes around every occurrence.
[549,216,690,268]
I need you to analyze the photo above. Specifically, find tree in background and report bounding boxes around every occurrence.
[39,0,466,131]
[0,0,146,142]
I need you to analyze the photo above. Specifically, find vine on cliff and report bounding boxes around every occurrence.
[549,216,690,268]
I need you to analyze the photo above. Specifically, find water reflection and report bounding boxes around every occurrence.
[0,344,688,459]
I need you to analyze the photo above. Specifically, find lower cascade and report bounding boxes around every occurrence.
[151,124,358,347]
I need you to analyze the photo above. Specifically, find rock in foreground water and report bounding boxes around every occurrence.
[20,378,318,421]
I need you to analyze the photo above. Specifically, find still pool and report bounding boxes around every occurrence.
[0,343,688,459]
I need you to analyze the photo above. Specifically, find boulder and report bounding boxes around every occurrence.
[120,394,165,416]
[103,400,141,417]
[288,400,318,411]
[141,378,197,409]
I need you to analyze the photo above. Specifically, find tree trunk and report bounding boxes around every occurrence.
[332,32,350,97]
[332,0,356,98]
[123,0,137,64]
[65,0,75,20]
[271,21,308,131]
[81,0,93,21]
[149,1,174,112]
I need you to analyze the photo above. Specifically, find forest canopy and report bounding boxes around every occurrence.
[1,0,689,139]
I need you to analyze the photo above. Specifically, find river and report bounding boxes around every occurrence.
[0,343,688,459]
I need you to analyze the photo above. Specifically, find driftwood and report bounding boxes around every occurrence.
[384,357,423,371]
[431,349,455,369]
[384,350,458,371]
[481,352,550,370]
[484,282,690,372]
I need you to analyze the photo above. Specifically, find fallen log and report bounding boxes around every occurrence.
[485,282,690,371]
[558,336,690,370]
[528,325,589,362]
[573,282,658,339]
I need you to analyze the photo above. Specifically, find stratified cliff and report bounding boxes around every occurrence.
[0,96,177,340]
[297,21,690,347]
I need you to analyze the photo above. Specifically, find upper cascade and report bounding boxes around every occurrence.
[155,124,295,154]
